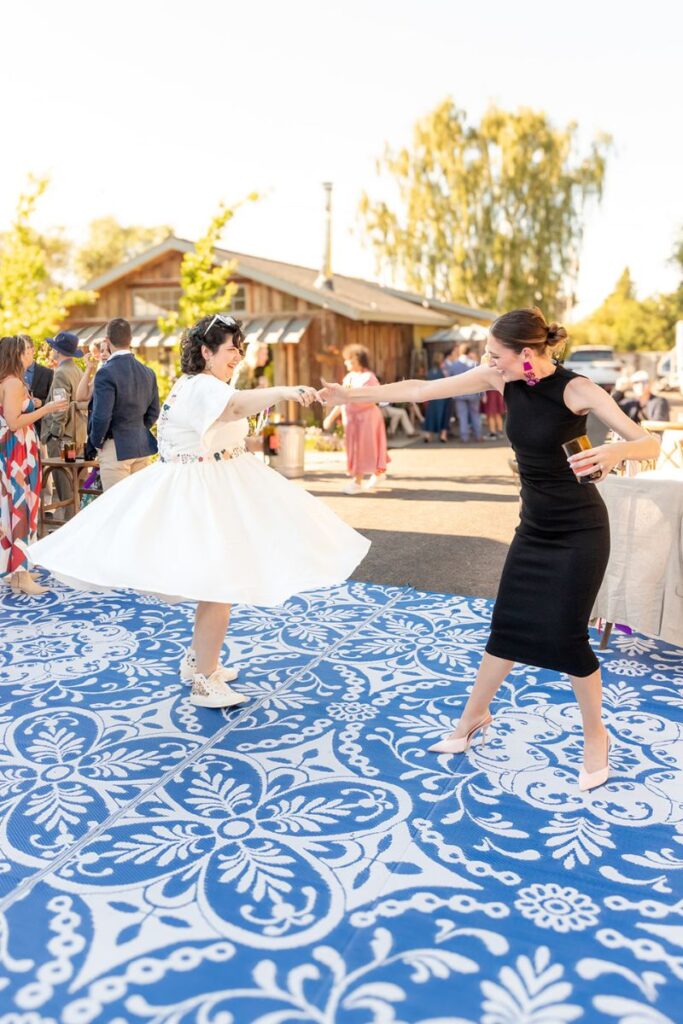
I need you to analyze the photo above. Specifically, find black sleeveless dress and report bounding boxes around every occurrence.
[485,365,610,677]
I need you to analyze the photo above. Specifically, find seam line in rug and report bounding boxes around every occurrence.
[0,591,402,914]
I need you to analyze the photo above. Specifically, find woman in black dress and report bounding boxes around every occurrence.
[319,308,659,791]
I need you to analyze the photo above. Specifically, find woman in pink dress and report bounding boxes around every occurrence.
[323,344,388,494]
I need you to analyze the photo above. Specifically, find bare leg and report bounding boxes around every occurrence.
[447,652,513,738]
[193,601,232,676]
[569,668,608,772]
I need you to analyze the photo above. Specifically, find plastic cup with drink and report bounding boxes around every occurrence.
[562,435,602,484]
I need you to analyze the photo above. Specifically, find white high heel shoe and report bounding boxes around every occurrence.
[579,733,610,792]
[428,714,493,754]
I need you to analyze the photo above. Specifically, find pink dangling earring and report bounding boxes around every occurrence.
[523,359,538,386]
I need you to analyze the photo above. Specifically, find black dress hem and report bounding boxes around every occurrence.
[484,639,600,678]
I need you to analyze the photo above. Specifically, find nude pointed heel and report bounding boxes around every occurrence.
[428,714,494,755]
[9,572,49,596]
[579,734,610,793]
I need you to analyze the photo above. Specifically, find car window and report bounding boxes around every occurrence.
[567,350,614,362]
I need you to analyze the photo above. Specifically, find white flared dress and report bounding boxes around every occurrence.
[29,374,370,606]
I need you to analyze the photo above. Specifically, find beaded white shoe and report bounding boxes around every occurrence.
[190,670,248,709]
[180,648,238,685]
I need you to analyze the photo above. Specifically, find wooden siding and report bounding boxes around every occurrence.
[67,258,418,388]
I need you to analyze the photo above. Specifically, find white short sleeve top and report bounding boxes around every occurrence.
[157,374,248,462]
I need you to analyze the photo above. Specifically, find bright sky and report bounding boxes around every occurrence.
[2,0,681,320]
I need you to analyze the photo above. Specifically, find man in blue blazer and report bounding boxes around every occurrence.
[89,318,160,490]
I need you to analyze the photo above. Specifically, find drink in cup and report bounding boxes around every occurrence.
[53,387,67,403]
[562,435,602,484]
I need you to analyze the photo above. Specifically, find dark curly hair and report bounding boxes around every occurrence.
[180,315,246,375]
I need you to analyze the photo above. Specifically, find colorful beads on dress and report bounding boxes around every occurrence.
[159,444,248,464]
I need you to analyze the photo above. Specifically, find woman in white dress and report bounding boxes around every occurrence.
[29,315,370,708]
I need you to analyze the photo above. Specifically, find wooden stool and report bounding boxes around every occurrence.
[39,459,100,538]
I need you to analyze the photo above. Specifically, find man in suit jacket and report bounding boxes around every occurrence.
[22,340,54,442]
[89,317,160,490]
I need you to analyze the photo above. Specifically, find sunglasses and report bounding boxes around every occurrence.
[202,313,239,338]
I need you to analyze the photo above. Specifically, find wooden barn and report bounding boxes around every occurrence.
[65,236,495,388]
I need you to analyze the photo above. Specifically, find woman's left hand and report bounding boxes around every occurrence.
[567,441,626,482]
[318,379,347,405]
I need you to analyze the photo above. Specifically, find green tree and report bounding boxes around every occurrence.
[159,195,258,335]
[0,177,94,339]
[360,99,610,316]
[75,216,173,283]
[571,268,672,352]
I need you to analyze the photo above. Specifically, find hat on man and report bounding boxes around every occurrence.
[630,370,650,384]
[45,331,83,358]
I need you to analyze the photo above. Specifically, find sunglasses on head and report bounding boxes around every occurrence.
[202,313,239,337]
[201,313,244,354]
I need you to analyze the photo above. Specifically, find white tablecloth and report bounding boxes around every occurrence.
[592,471,683,646]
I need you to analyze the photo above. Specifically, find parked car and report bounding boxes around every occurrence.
[563,346,623,390]
[656,348,682,392]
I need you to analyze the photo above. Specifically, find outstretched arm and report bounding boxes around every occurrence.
[319,365,501,406]
[564,377,661,481]
[222,384,319,421]
[322,405,342,430]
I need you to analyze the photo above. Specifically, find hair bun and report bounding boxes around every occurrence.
[546,322,568,345]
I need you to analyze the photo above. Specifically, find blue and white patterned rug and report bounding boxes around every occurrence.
[1,578,682,1024]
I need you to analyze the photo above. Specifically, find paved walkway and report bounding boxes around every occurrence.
[301,389,683,597]
[300,438,520,598]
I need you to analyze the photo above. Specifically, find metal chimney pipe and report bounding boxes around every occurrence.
[315,182,334,290]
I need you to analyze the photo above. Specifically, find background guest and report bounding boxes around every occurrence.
[0,335,67,594]
[382,402,416,437]
[89,318,159,490]
[630,371,671,422]
[22,336,53,443]
[323,343,388,494]
[76,338,111,459]
[43,332,87,518]
[446,343,483,442]
[422,351,451,443]
[76,338,110,406]
[613,371,671,424]
[481,386,506,439]
[232,340,269,389]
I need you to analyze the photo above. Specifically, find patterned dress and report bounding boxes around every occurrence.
[0,395,42,575]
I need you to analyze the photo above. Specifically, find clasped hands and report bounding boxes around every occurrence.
[287,379,347,408]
